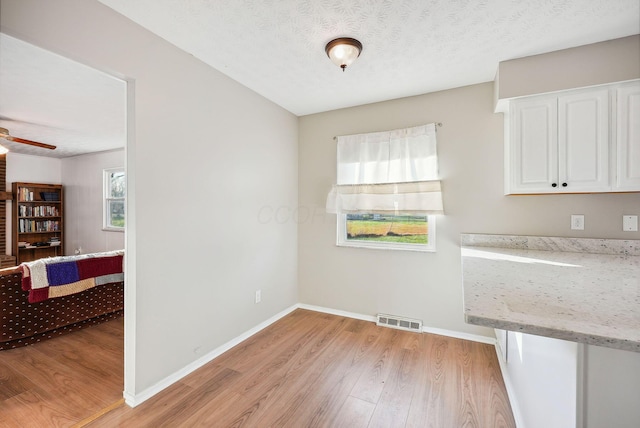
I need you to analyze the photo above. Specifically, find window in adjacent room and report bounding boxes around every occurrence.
[104,168,125,231]
[326,123,443,252]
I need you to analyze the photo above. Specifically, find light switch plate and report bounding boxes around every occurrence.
[623,215,638,232]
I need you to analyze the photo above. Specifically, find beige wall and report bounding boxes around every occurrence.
[61,149,125,255]
[5,152,62,255]
[298,82,640,337]
[495,35,640,109]
[1,0,299,399]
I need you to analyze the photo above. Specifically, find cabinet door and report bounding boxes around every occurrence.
[509,96,558,194]
[558,89,610,192]
[505,331,579,428]
[615,83,640,191]
[583,345,640,428]
[495,328,508,362]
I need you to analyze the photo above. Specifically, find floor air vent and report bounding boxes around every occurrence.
[376,313,423,333]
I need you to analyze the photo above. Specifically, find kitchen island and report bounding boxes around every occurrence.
[461,234,640,428]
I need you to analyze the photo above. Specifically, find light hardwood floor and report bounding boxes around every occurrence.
[1,309,516,427]
[0,317,124,427]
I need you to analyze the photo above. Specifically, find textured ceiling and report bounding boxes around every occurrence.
[1,0,639,158]
[99,0,640,116]
[0,33,126,158]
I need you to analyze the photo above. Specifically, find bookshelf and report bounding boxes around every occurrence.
[12,182,64,264]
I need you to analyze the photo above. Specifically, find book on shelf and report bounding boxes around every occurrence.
[18,219,60,233]
[19,188,35,202]
[18,204,60,217]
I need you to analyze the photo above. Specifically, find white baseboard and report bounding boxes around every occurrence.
[297,303,495,345]
[125,303,498,408]
[297,303,376,323]
[124,303,298,408]
[494,342,526,428]
[422,325,496,345]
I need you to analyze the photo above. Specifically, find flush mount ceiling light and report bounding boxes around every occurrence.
[325,37,362,72]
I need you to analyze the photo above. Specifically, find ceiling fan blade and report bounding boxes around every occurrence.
[7,135,57,150]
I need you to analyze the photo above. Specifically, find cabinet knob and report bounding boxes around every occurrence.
[552,183,557,188]
[562,183,568,187]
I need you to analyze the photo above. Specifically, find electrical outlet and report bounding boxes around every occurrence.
[571,215,584,230]
[623,215,638,232]
[255,290,261,304]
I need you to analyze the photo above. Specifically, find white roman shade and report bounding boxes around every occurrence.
[326,123,443,215]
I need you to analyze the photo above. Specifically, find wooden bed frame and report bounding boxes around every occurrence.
[0,266,124,350]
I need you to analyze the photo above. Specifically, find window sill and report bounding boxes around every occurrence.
[337,241,435,252]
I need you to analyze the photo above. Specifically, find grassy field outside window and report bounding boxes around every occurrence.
[338,213,435,251]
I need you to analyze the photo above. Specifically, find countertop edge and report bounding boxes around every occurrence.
[460,233,640,256]
[465,314,640,353]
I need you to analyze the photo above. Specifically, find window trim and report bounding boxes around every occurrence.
[103,167,125,232]
[336,214,436,252]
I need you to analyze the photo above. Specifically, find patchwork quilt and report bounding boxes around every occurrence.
[20,250,124,303]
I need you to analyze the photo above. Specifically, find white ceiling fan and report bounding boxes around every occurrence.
[0,126,57,153]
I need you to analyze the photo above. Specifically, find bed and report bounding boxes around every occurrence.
[0,251,124,350]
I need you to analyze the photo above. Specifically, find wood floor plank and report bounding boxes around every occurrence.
[349,326,406,404]
[277,327,379,427]
[453,339,484,427]
[69,320,124,354]
[136,367,241,427]
[1,387,79,427]
[214,308,319,373]
[224,315,337,397]
[1,347,114,413]
[368,347,420,428]
[333,396,376,428]
[261,328,360,427]
[297,322,385,427]
[473,342,515,428]
[420,335,457,428]
[28,335,123,392]
[405,333,438,427]
[84,381,192,427]
[0,359,37,401]
[0,412,22,428]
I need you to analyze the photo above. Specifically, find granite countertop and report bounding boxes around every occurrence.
[461,234,640,352]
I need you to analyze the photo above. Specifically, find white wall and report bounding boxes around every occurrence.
[5,152,61,255]
[61,149,125,255]
[298,82,640,338]
[1,0,299,400]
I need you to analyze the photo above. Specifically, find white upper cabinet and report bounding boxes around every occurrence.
[616,83,640,190]
[505,81,640,195]
[509,96,558,193]
[558,89,610,192]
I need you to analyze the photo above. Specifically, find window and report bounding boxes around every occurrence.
[104,168,125,231]
[338,213,435,251]
[327,124,442,252]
